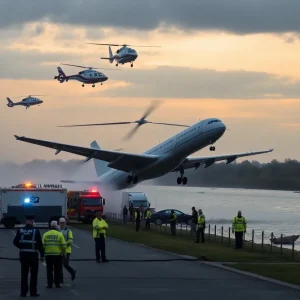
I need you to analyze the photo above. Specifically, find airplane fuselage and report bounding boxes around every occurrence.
[98,118,226,190]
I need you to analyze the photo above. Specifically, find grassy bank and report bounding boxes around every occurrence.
[71,221,300,263]
[227,263,300,286]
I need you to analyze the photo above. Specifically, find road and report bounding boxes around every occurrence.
[1,226,300,299]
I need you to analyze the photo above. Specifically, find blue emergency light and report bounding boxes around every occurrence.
[24,198,30,204]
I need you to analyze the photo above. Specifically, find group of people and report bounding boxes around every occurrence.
[123,205,152,232]
[13,211,109,297]
[13,215,76,297]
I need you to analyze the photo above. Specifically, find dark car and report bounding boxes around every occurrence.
[150,209,193,225]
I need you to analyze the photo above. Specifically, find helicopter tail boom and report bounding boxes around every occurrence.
[54,67,67,83]
[101,46,114,63]
[6,97,14,107]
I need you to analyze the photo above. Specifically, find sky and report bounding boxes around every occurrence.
[1,0,300,172]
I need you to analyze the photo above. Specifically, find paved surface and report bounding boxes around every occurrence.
[1,227,300,299]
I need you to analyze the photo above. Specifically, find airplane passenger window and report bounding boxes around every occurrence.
[94,73,97,76]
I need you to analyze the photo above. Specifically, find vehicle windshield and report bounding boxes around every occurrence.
[81,197,102,206]
[130,200,148,208]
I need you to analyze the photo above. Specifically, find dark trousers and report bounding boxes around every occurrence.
[145,219,150,230]
[171,225,176,236]
[45,255,62,287]
[20,255,39,296]
[136,220,141,232]
[95,235,106,262]
[196,228,205,243]
[60,253,75,282]
[123,214,128,224]
[235,232,244,249]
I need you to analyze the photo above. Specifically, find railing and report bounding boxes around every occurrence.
[104,212,299,259]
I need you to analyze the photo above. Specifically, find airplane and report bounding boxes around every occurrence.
[54,63,120,87]
[57,101,190,140]
[86,43,160,67]
[14,118,274,191]
[6,95,44,110]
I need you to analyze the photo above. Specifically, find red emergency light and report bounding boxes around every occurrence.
[91,189,98,193]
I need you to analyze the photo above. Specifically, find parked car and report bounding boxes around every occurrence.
[150,209,193,225]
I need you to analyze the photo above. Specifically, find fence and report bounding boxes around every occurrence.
[105,212,300,259]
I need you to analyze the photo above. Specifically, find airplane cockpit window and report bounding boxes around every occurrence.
[208,119,220,124]
[117,49,120,53]
[79,71,84,74]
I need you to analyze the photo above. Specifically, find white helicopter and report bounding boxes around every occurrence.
[86,43,161,67]
[54,63,120,87]
[6,95,44,109]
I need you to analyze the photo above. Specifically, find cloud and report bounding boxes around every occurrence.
[96,66,300,99]
[1,0,300,34]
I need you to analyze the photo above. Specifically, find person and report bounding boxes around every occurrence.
[59,217,76,283]
[134,208,141,232]
[123,205,128,224]
[145,208,151,230]
[92,211,109,263]
[196,209,205,243]
[129,203,134,222]
[13,215,44,297]
[232,210,247,249]
[191,207,198,236]
[42,220,67,288]
[169,210,177,236]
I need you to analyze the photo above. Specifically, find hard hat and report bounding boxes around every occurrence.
[50,220,58,227]
[59,217,66,223]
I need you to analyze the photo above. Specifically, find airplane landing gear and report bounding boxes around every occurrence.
[209,145,215,151]
[101,83,103,85]
[177,168,188,185]
[82,83,85,87]
[116,63,118,66]
[131,62,133,67]
[126,174,138,184]
[92,84,95,87]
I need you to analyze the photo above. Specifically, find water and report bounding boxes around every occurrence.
[129,185,300,250]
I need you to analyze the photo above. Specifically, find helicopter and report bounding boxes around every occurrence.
[54,63,120,87]
[6,95,44,109]
[86,43,161,67]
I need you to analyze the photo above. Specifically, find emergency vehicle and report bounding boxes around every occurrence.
[0,183,67,229]
[66,189,105,223]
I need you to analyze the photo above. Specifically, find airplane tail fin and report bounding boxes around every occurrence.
[101,46,114,63]
[54,67,67,83]
[90,141,111,177]
[6,97,14,107]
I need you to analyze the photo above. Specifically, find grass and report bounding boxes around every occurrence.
[71,220,300,263]
[226,263,300,286]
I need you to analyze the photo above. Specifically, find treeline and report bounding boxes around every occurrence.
[152,159,300,191]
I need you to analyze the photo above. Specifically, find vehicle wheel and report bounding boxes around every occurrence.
[4,219,16,229]
[155,218,162,225]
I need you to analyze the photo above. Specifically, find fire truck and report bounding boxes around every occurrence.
[66,189,105,223]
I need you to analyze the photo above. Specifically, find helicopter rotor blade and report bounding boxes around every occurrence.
[149,122,190,127]
[86,43,121,47]
[12,94,48,98]
[123,124,141,141]
[61,63,99,70]
[141,100,162,120]
[86,43,161,48]
[57,121,134,128]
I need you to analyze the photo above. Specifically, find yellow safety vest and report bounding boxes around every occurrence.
[42,230,66,256]
[170,213,177,223]
[197,214,205,228]
[134,211,142,221]
[60,228,73,254]
[232,216,247,232]
[93,218,108,238]
[145,210,151,219]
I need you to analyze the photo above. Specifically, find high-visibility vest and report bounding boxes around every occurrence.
[42,230,66,256]
[197,214,205,228]
[170,213,177,223]
[134,211,141,221]
[60,228,73,253]
[232,216,247,232]
[93,218,108,238]
[145,210,151,219]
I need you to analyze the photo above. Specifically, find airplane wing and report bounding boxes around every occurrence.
[173,149,274,171]
[14,135,159,173]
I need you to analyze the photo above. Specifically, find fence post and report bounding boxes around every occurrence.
[214,225,216,241]
[229,227,231,244]
[180,222,182,236]
[270,232,273,252]
[292,235,295,259]
[186,224,188,236]
[261,231,264,253]
[208,224,211,240]
[280,234,283,256]
[221,226,223,243]
[251,230,254,250]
